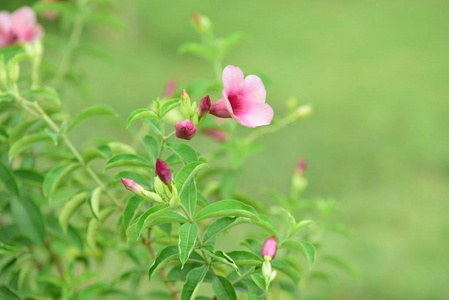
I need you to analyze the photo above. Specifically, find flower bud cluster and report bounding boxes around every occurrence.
[261,236,278,288]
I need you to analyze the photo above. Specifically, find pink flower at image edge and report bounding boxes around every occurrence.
[210,65,274,128]
[0,6,43,49]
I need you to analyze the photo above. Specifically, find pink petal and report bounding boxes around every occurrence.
[0,12,12,33]
[10,7,37,40]
[239,74,266,104]
[222,65,244,96]
[234,102,274,128]
[210,98,232,118]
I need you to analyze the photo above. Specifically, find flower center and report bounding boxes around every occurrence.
[228,94,245,115]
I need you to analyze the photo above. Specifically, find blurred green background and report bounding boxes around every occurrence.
[5,0,449,298]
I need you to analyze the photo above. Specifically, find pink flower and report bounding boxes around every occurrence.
[261,236,278,260]
[0,7,43,49]
[202,128,227,142]
[121,178,144,195]
[155,158,172,185]
[175,119,197,140]
[210,65,274,128]
[198,95,211,117]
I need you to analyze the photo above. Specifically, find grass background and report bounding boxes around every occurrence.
[5,0,449,298]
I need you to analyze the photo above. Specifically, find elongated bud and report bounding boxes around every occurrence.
[164,78,177,98]
[142,190,164,203]
[192,12,212,34]
[175,119,197,140]
[297,158,307,176]
[154,176,166,196]
[181,89,190,102]
[8,62,20,83]
[180,89,191,119]
[121,178,145,195]
[261,236,277,261]
[202,128,227,142]
[198,95,211,117]
[156,158,172,185]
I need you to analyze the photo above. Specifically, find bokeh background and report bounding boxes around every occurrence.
[4,0,449,299]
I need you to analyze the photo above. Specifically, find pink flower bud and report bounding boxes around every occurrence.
[202,128,227,142]
[261,236,277,260]
[175,119,197,140]
[121,178,144,195]
[198,95,211,117]
[164,78,177,98]
[296,158,307,176]
[156,158,172,185]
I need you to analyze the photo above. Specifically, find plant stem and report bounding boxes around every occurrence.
[45,237,65,280]
[143,229,180,300]
[231,267,255,285]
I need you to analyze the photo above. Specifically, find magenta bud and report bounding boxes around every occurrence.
[261,236,277,260]
[297,158,307,176]
[175,119,197,140]
[164,78,177,98]
[202,128,227,142]
[156,158,172,185]
[121,178,144,195]
[198,95,211,117]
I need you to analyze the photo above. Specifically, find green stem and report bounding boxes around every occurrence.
[231,267,255,285]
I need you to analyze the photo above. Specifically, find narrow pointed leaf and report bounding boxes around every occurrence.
[127,108,158,128]
[167,142,198,164]
[194,200,259,222]
[271,259,301,283]
[175,162,208,193]
[212,276,237,300]
[148,245,179,281]
[180,180,197,217]
[0,162,19,197]
[43,162,80,200]
[8,132,51,159]
[142,135,160,163]
[178,223,198,268]
[161,98,180,117]
[89,187,102,220]
[67,105,117,132]
[180,265,208,300]
[59,192,87,232]
[122,195,142,229]
[105,154,152,170]
[226,251,263,266]
[203,217,246,243]
[11,197,45,246]
[135,205,170,238]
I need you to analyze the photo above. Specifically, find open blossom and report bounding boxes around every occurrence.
[156,158,172,185]
[210,65,274,128]
[261,236,278,260]
[0,7,43,49]
[175,119,197,140]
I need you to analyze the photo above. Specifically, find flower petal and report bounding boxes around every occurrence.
[240,74,266,104]
[10,7,37,40]
[234,103,274,128]
[210,98,232,118]
[222,65,244,96]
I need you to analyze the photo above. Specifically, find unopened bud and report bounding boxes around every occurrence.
[296,158,307,176]
[121,178,145,195]
[180,89,192,119]
[164,78,177,98]
[154,176,166,196]
[8,62,20,83]
[156,158,172,185]
[261,236,277,261]
[142,190,164,203]
[192,12,212,35]
[181,89,190,102]
[198,95,211,117]
[295,104,313,118]
[175,119,197,140]
[169,195,180,209]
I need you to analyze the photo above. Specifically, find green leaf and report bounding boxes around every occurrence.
[11,197,45,246]
[292,220,314,236]
[178,223,198,268]
[167,142,199,164]
[89,187,102,220]
[8,119,39,144]
[59,192,87,232]
[86,11,127,32]
[251,273,265,291]
[281,240,315,269]
[194,200,259,222]
[67,105,117,132]
[179,42,215,61]
[226,251,263,266]
[142,211,188,228]
[212,276,237,300]
[86,218,101,250]
[167,263,202,282]
[82,147,110,164]
[142,135,160,163]
[127,108,158,128]
[271,259,301,283]
[43,162,80,201]
[105,154,152,170]
[180,180,197,217]
[211,251,240,275]
[144,119,162,136]
[0,285,20,300]
[0,161,19,197]
[8,132,52,159]
[180,265,209,300]
[148,245,179,281]
[175,162,208,193]
[249,214,278,238]
[203,217,245,244]
[122,195,142,229]
[161,98,180,117]
[25,87,61,106]
[135,205,170,238]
